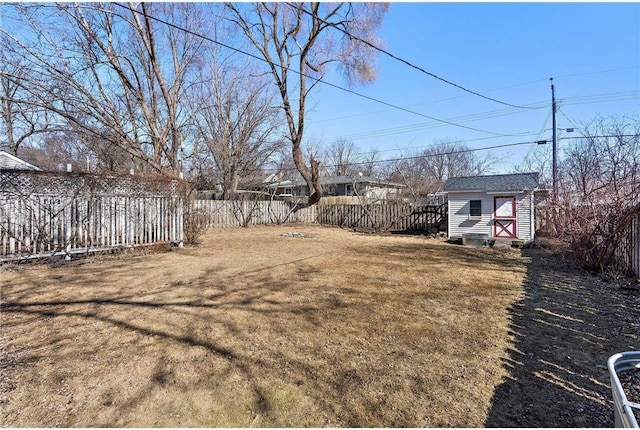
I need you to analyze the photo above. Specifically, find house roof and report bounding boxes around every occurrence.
[322,175,405,187]
[0,151,42,171]
[284,175,405,188]
[262,173,406,190]
[443,172,539,192]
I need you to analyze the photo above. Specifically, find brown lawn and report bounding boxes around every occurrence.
[0,225,637,427]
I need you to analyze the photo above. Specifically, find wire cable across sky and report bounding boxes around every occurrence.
[285,2,543,111]
[111,2,526,138]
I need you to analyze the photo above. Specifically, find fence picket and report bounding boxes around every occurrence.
[190,200,445,233]
[2,170,452,263]
[1,171,184,261]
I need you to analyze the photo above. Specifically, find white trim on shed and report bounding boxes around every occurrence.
[444,173,539,243]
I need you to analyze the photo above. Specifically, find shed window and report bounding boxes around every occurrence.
[470,200,482,217]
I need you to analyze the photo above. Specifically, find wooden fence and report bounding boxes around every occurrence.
[1,170,184,262]
[1,170,448,263]
[191,200,317,228]
[316,202,448,232]
[191,199,447,233]
[536,205,640,278]
[613,212,640,278]
[534,205,557,236]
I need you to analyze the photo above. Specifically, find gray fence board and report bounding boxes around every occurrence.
[2,170,449,263]
[1,170,184,261]
[192,200,317,228]
[536,205,640,277]
[316,202,447,232]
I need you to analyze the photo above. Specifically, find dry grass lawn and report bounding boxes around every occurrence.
[1,225,637,427]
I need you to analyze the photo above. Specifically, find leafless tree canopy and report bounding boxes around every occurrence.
[0,36,53,156]
[225,2,389,206]
[2,2,386,189]
[2,3,210,173]
[549,116,640,273]
[324,138,363,176]
[392,139,496,200]
[190,56,285,198]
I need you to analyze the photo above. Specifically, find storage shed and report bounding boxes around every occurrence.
[443,172,540,244]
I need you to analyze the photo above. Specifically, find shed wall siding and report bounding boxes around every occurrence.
[448,193,494,238]
[516,191,534,242]
[448,191,535,242]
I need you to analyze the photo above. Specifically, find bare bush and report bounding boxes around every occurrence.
[547,115,640,274]
[182,204,210,245]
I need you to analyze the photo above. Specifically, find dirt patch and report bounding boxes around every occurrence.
[0,225,637,427]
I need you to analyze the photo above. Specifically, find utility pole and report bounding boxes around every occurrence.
[551,77,557,201]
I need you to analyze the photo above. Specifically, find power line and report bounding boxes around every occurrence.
[260,139,542,173]
[557,108,583,136]
[563,92,639,107]
[106,3,640,172]
[310,98,547,125]
[320,105,544,143]
[311,100,546,129]
[311,89,637,143]
[362,134,640,168]
[351,133,543,158]
[351,140,535,165]
[310,90,637,126]
[285,2,541,111]
[224,131,640,174]
[556,134,638,142]
[279,134,640,173]
[522,106,553,161]
[110,2,518,138]
[555,66,640,80]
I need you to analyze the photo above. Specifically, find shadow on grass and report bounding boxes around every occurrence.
[0,253,372,427]
[3,238,496,427]
[484,247,638,427]
[367,240,527,272]
[6,237,637,427]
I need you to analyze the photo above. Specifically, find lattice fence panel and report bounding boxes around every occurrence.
[1,170,184,261]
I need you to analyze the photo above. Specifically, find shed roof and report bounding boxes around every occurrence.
[443,172,539,192]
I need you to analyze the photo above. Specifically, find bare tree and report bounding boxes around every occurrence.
[76,129,136,173]
[225,2,389,206]
[516,143,552,191]
[324,137,363,176]
[394,139,496,201]
[422,138,495,186]
[17,131,91,172]
[360,147,381,177]
[0,38,52,155]
[269,145,300,181]
[551,115,640,273]
[190,56,285,199]
[1,3,207,174]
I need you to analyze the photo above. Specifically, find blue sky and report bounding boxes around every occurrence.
[302,2,640,173]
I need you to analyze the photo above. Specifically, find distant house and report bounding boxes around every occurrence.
[266,174,405,202]
[0,151,42,171]
[195,172,406,202]
[443,172,539,243]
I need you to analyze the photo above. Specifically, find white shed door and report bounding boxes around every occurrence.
[494,196,516,218]
[494,196,517,238]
